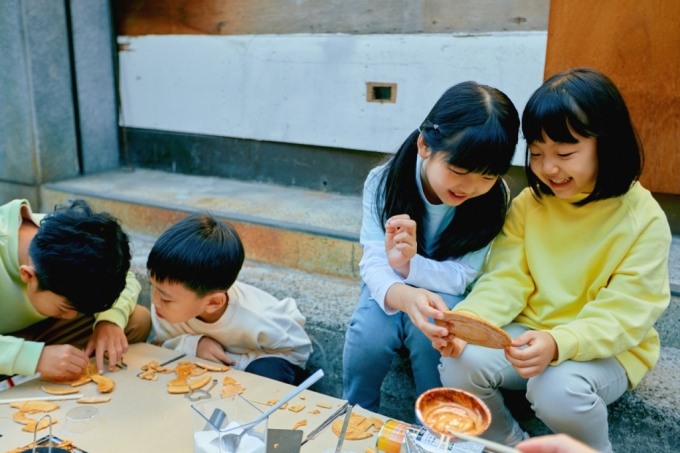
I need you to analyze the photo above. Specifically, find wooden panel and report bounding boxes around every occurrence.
[546,0,680,194]
[111,0,548,36]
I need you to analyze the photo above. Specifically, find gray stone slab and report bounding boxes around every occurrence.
[69,0,120,174]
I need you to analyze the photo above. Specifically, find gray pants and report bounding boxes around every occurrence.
[438,323,628,453]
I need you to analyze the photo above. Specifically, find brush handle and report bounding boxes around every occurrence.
[448,430,522,453]
[0,394,84,404]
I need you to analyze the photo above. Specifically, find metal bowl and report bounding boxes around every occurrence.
[414,387,491,437]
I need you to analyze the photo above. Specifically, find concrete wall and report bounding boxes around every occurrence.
[118,33,547,166]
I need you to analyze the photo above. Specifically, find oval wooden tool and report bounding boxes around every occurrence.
[435,311,511,349]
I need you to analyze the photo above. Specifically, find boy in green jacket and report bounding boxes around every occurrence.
[0,199,150,380]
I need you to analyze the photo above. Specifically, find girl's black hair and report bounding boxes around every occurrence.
[522,67,643,206]
[376,81,520,260]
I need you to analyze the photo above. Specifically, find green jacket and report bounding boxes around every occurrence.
[0,200,140,376]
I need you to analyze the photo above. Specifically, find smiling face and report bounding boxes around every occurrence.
[417,134,498,206]
[149,277,227,324]
[528,124,598,199]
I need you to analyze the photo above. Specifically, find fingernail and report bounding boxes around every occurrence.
[98,369,104,374]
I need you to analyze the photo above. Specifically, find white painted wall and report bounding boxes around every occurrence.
[118,32,546,165]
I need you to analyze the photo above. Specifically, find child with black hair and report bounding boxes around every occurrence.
[0,199,150,379]
[147,214,312,385]
[437,68,671,452]
[342,81,520,412]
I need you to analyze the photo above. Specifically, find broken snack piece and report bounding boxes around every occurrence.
[292,419,307,430]
[41,385,79,396]
[331,413,377,440]
[77,397,112,404]
[91,374,115,393]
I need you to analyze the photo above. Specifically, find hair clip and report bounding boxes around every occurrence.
[433,124,439,130]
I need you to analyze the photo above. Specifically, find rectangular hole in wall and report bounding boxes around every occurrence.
[366,82,397,103]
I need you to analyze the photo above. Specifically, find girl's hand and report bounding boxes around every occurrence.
[385,214,417,277]
[385,284,450,346]
[36,344,89,378]
[504,330,558,378]
[434,336,468,358]
[197,336,236,366]
[517,434,598,453]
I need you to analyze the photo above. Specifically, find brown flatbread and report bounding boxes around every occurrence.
[435,311,511,349]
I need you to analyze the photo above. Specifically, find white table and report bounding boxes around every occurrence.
[1,343,391,453]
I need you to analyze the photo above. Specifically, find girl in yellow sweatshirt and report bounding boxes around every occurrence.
[437,68,671,453]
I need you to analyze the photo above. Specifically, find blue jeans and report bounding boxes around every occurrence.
[342,283,464,412]
[245,357,308,385]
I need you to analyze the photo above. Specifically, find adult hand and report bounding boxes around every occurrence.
[36,344,89,378]
[434,337,468,358]
[85,321,128,374]
[516,434,598,453]
[505,330,557,378]
[385,214,417,277]
[385,284,450,347]
[197,336,236,366]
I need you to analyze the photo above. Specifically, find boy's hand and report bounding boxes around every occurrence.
[385,214,417,277]
[435,337,468,358]
[505,330,558,378]
[85,321,128,374]
[36,344,89,378]
[385,284,450,347]
[197,336,236,366]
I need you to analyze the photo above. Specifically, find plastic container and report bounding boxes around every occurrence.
[192,394,267,453]
[65,406,99,433]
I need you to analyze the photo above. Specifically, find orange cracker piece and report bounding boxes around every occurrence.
[223,376,239,386]
[316,403,332,409]
[292,419,307,430]
[299,395,306,400]
[195,361,230,372]
[13,411,33,425]
[221,384,245,398]
[139,370,158,381]
[168,385,190,394]
[435,311,511,349]
[10,401,60,413]
[91,374,115,393]
[370,417,384,430]
[332,413,374,440]
[310,409,321,414]
[190,367,208,377]
[266,399,280,405]
[41,385,79,396]
[288,404,305,413]
[189,374,212,390]
[70,376,93,387]
[77,397,111,404]
[366,448,376,453]
[22,417,57,433]
[279,402,288,410]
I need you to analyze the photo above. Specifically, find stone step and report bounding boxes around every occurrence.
[41,169,362,279]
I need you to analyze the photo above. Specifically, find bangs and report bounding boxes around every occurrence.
[522,88,594,145]
[442,121,515,176]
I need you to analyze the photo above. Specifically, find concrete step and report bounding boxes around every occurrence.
[41,169,362,279]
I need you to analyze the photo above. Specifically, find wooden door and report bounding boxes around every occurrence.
[545,0,680,194]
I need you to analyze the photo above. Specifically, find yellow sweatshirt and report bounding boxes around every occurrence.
[455,183,671,388]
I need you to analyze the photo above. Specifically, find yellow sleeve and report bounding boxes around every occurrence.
[454,190,535,325]
[93,271,141,329]
[549,209,671,364]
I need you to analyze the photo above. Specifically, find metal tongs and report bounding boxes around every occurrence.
[300,401,350,446]
[185,379,218,402]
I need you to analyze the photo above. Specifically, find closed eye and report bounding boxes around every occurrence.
[557,153,575,157]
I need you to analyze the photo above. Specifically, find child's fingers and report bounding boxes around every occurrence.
[386,214,411,223]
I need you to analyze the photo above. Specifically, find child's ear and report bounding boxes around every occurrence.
[19,265,37,284]
[417,133,431,159]
[204,292,227,313]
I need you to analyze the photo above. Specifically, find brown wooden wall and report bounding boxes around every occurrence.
[545,0,680,195]
[112,0,548,36]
